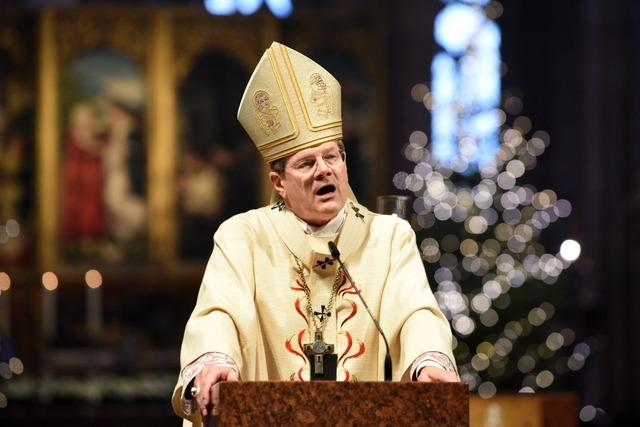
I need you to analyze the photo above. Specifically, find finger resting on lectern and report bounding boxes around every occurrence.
[417,366,460,383]
[194,365,241,418]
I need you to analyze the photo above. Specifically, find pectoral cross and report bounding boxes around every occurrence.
[303,330,335,378]
[313,305,331,323]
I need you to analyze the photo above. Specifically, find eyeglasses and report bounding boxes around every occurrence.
[288,150,345,174]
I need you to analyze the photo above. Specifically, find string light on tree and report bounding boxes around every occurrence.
[396,0,591,394]
[559,239,581,262]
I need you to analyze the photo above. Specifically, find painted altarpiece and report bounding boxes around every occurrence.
[2,6,386,369]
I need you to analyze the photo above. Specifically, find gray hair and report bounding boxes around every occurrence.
[269,140,345,175]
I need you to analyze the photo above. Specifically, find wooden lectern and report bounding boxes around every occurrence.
[215,382,468,426]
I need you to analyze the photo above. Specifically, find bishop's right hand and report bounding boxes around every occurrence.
[192,365,240,418]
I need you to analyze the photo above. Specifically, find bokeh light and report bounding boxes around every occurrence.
[528,308,546,326]
[574,342,591,358]
[472,353,490,371]
[9,357,24,375]
[42,272,59,291]
[579,405,597,422]
[471,294,491,313]
[453,314,476,336]
[559,239,581,262]
[466,216,489,234]
[479,309,499,326]
[535,370,554,388]
[517,355,535,373]
[478,381,497,399]
[513,116,532,134]
[85,269,103,289]
[411,84,429,102]
[460,239,479,256]
[546,332,564,351]
[5,219,20,238]
[0,272,10,291]
[568,354,585,371]
[482,279,501,299]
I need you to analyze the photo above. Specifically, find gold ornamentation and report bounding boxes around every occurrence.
[254,90,281,135]
[172,15,260,83]
[293,256,343,334]
[56,10,149,67]
[309,72,332,116]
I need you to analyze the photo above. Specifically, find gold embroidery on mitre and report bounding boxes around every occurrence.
[309,73,333,116]
[254,90,281,135]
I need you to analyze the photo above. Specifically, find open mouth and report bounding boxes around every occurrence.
[316,184,336,196]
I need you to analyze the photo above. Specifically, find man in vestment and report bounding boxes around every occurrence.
[173,42,458,425]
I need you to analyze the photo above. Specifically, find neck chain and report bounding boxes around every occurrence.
[293,256,343,333]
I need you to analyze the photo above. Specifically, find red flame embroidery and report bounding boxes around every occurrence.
[287,273,310,381]
[344,369,351,381]
[340,300,358,328]
[342,340,365,367]
[290,276,305,292]
[289,367,306,382]
[338,331,353,364]
[338,274,360,297]
[295,297,308,323]
[285,330,307,363]
[339,277,360,296]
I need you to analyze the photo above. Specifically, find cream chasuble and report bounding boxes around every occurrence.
[172,199,456,422]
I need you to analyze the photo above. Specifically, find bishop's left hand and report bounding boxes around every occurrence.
[417,366,459,383]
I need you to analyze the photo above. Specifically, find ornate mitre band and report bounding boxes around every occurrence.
[237,42,343,163]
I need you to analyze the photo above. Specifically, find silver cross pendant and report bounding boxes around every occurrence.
[304,330,336,379]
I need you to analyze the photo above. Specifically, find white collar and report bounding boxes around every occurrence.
[294,204,347,237]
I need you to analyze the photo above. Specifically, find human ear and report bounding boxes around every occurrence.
[269,171,286,199]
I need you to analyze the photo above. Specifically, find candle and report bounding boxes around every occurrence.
[0,272,10,338]
[41,272,58,343]
[85,269,103,340]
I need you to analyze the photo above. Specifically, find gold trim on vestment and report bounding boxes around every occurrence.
[261,133,344,162]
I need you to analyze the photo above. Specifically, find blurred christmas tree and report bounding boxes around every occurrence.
[393,0,593,397]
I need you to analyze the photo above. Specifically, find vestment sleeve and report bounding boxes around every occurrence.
[410,351,458,380]
[380,219,457,380]
[172,217,260,420]
[179,352,240,416]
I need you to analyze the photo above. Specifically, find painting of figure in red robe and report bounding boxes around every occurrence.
[60,48,147,263]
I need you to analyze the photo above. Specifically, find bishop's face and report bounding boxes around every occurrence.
[270,141,349,226]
